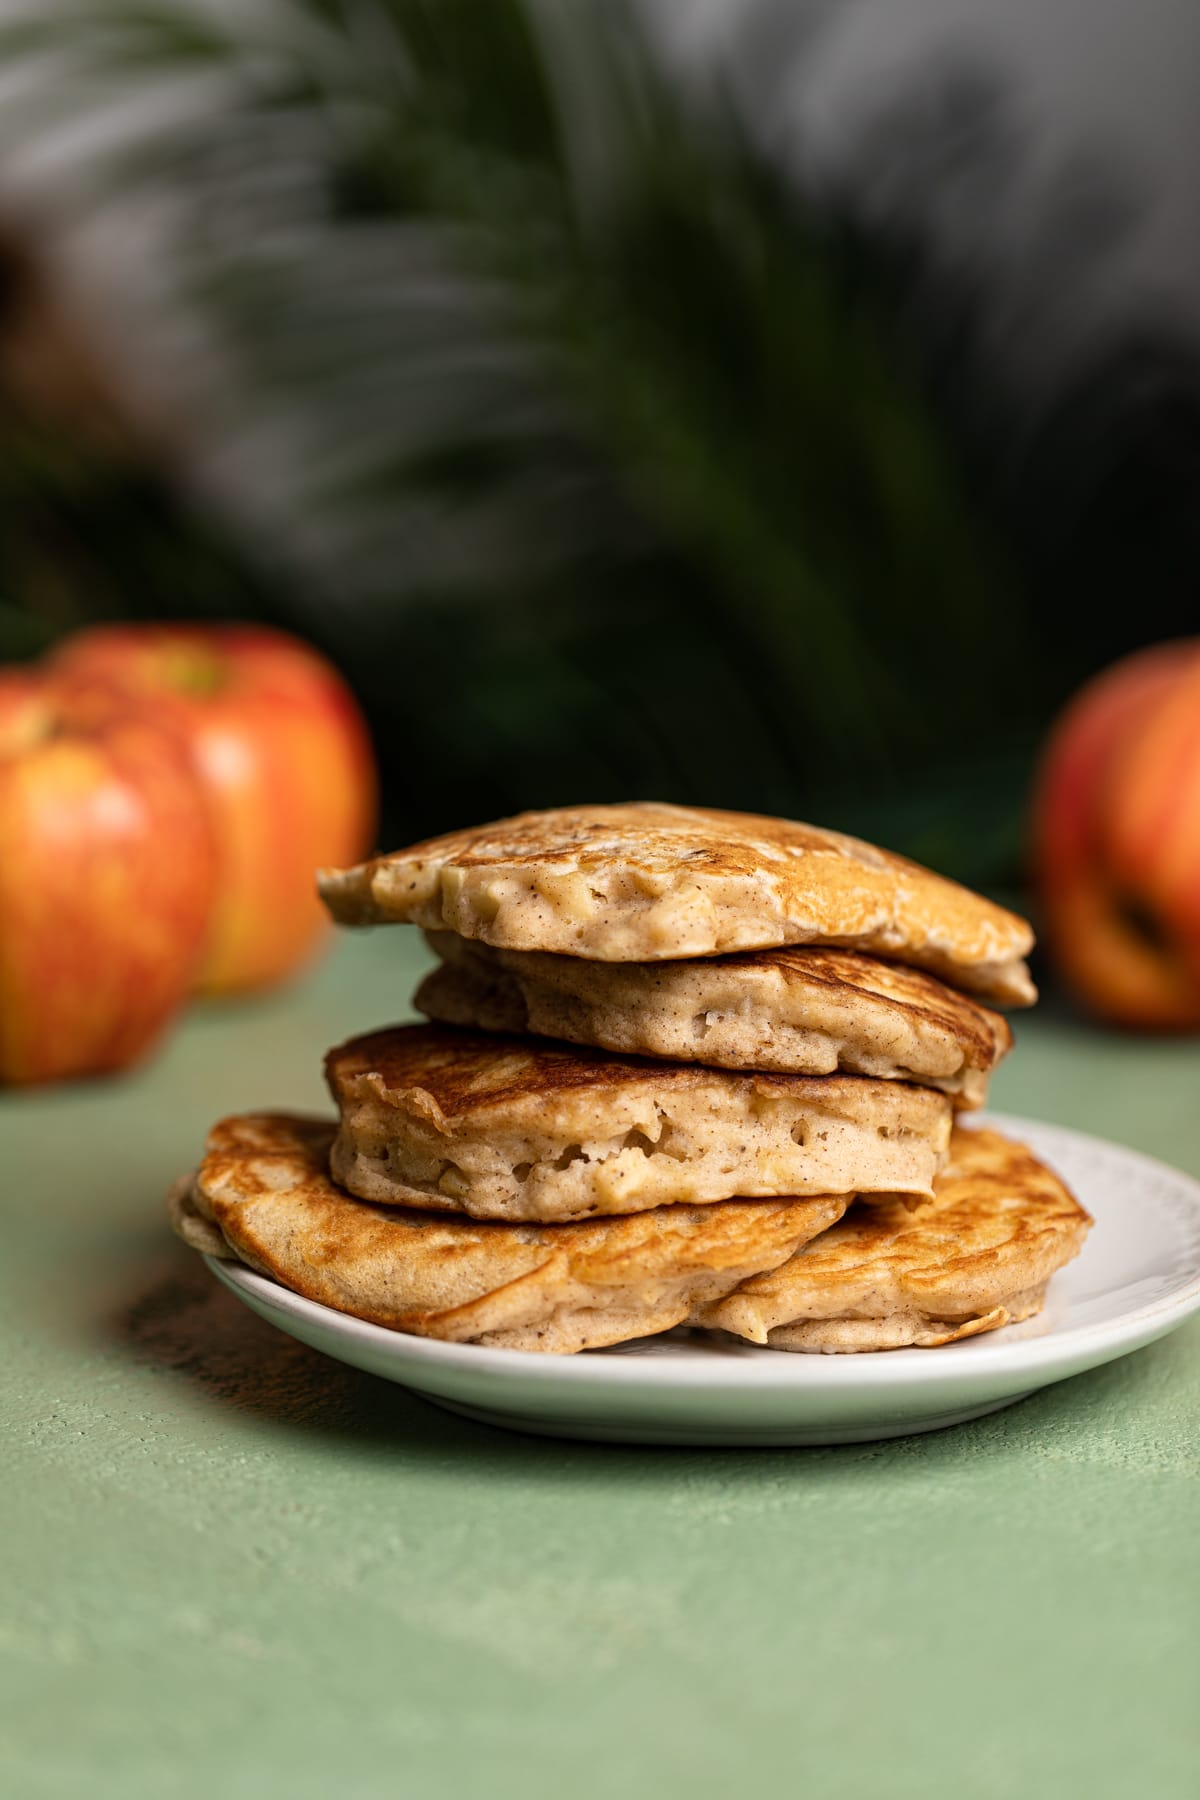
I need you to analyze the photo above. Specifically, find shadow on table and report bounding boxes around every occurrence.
[108,1244,1192,1487]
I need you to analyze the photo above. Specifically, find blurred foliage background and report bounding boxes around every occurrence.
[0,0,1197,894]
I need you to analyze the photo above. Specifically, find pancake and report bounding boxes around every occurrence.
[318,803,1035,1005]
[692,1126,1091,1351]
[417,933,1011,1107]
[169,1112,851,1353]
[324,1023,953,1222]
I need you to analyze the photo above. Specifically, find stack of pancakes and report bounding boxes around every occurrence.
[171,804,1091,1353]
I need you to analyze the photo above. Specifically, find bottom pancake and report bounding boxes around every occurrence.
[691,1126,1091,1351]
[169,1111,850,1353]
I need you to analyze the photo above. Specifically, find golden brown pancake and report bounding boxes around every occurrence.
[168,1111,851,1353]
[323,1023,954,1223]
[318,803,1035,1005]
[692,1126,1091,1351]
[417,933,1011,1107]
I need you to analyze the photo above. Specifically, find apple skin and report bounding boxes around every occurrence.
[0,671,218,1084]
[1032,640,1200,1027]
[52,624,377,994]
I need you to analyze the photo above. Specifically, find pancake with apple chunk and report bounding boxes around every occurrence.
[168,1111,850,1353]
[323,1023,953,1223]
[318,802,1035,1006]
[692,1127,1091,1351]
[417,933,1011,1107]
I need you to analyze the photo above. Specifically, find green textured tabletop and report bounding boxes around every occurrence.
[3,929,1199,1800]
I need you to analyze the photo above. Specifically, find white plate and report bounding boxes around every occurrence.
[204,1113,1200,1445]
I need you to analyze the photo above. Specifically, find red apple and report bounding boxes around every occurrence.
[0,671,218,1084]
[52,623,377,994]
[1032,640,1200,1026]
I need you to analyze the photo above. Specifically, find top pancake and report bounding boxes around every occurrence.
[318,803,1035,1006]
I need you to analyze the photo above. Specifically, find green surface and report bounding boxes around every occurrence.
[3,930,1199,1800]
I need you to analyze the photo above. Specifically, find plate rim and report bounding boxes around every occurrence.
[201,1110,1200,1392]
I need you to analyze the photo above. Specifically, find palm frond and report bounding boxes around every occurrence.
[0,0,1056,862]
